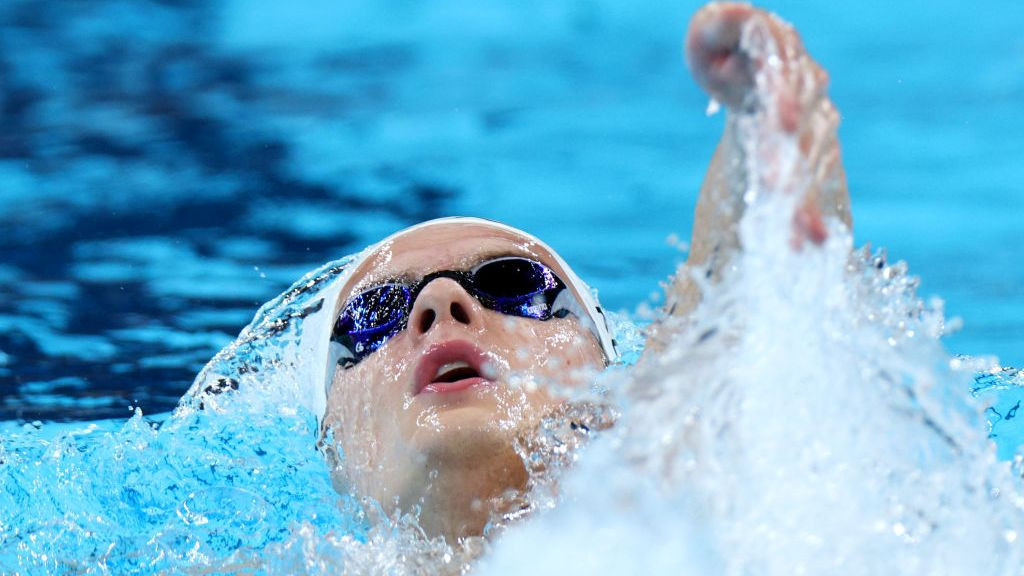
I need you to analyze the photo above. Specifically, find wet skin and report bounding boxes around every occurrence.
[667,2,852,317]
[323,224,605,540]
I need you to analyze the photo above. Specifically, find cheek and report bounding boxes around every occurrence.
[499,317,605,389]
[323,344,419,469]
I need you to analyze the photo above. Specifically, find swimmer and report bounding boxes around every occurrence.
[317,3,852,543]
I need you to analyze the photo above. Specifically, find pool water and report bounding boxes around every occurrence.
[1,0,1020,421]
[1,0,1022,573]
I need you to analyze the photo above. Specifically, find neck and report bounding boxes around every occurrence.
[402,446,529,542]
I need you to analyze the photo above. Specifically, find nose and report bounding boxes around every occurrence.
[409,278,481,336]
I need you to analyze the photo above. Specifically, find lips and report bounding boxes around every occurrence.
[413,340,494,395]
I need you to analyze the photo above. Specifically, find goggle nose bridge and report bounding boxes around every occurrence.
[404,270,481,330]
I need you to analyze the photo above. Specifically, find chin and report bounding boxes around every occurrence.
[409,403,524,464]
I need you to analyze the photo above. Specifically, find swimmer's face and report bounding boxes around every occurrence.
[322,223,605,513]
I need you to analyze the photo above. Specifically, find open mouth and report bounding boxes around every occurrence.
[414,340,494,395]
[433,361,481,383]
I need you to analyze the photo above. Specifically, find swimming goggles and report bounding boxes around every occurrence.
[331,256,583,367]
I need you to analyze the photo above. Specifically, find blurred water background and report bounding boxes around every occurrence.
[1,0,1021,422]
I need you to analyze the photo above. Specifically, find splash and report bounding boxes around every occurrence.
[0,257,365,574]
[479,16,1024,576]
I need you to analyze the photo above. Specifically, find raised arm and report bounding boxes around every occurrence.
[662,3,853,320]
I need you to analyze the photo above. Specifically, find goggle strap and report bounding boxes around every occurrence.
[329,340,355,364]
[551,288,599,336]
[549,288,577,316]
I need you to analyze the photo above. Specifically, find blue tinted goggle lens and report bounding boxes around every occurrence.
[333,284,412,359]
[332,257,569,366]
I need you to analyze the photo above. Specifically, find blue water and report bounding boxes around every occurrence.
[0,0,1020,420]
[1,0,1022,572]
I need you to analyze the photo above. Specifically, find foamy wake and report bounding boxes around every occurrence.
[479,205,1019,575]
[476,19,1024,575]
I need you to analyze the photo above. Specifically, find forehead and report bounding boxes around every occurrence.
[337,223,560,301]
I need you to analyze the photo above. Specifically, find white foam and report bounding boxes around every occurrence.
[477,21,1024,573]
